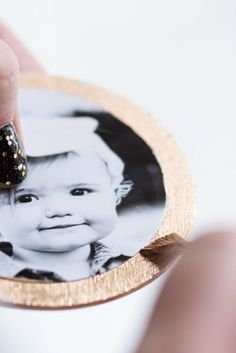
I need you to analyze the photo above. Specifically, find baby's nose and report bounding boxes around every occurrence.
[45,200,72,218]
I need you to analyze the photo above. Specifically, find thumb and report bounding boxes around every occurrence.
[0,39,28,188]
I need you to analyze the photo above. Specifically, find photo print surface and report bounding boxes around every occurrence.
[0,89,165,282]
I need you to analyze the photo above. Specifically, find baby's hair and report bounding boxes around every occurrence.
[25,151,133,206]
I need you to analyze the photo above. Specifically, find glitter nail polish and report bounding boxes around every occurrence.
[0,122,28,186]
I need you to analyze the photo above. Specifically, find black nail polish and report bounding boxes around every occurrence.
[0,122,28,186]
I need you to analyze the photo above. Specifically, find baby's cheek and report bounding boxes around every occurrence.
[0,206,12,240]
[85,192,118,234]
[10,206,42,239]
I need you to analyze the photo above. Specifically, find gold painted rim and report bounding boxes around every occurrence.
[0,73,195,308]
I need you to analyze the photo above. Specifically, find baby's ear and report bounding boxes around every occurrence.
[115,180,133,206]
[114,187,121,206]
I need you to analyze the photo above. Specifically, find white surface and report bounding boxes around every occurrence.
[0,1,236,352]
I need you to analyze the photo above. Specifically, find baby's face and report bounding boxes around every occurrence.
[1,154,118,252]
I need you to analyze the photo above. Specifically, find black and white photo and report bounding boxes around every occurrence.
[0,89,165,281]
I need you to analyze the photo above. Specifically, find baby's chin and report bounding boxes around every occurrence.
[25,242,91,253]
[26,228,109,252]
[32,241,94,253]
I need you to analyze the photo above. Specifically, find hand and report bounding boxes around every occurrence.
[136,231,236,353]
[0,21,42,137]
[0,21,42,188]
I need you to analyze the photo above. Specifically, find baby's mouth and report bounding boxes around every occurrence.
[39,223,87,231]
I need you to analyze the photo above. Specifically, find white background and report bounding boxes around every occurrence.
[0,1,235,352]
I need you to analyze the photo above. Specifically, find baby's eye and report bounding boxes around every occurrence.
[15,194,39,203]
[70,188,91,196]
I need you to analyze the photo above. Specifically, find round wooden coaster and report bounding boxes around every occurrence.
[0,73,195,308]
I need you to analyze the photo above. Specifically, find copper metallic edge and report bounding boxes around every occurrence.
[0,73,196,308]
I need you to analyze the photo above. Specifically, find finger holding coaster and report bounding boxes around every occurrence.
[0,39,28,188]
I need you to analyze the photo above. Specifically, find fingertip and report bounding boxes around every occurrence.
[0,39,19,127]
[0,21,43,72]
[0,39,19,79]
[136,230,236,353]
[186,230,236,259]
